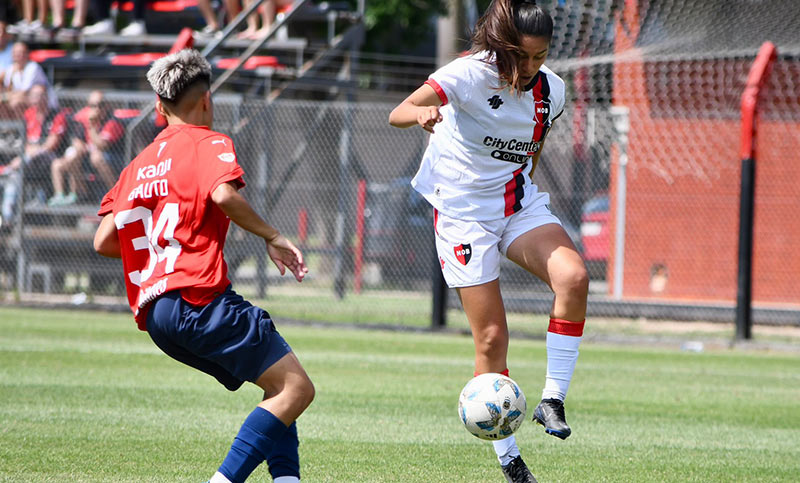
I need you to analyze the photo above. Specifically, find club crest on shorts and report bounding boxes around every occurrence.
[454,244,472,265]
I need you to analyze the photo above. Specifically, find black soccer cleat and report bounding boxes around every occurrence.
[501,455,538,483]
[532,398,571,440]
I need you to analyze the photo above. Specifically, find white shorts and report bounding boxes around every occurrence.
[433,192,561,288]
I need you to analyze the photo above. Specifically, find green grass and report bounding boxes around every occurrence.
[1,307,799,482]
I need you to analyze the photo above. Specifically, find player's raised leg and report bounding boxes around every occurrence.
[506,223,588,440]
[458,281,537,483]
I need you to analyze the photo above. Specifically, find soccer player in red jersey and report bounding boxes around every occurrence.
[93,49,313,483]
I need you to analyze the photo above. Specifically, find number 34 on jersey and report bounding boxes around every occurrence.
[114,203,182,287]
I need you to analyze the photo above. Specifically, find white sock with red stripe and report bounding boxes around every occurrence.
[542,318,585,401]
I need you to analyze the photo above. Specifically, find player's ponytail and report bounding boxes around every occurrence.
[470,0,554,91]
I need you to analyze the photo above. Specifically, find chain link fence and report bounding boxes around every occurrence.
[1,0,799,328]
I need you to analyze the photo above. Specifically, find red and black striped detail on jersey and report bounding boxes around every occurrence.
[424,79,449,106]
[503,163,527,216]
[529,72,552,144]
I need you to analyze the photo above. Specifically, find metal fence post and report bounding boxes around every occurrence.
[610,106,629,300]
[736,42,777,340]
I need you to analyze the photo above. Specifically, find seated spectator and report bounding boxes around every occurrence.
[1,41,58,113]
[82,0,147,36]
[7,0,48,34]
[48,90,124,206]
[1,85,70,227]
[237,0,293,40]
[61,0,88,35]
[195,0,222,37]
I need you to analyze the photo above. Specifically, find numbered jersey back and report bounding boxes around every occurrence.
[98,124,245,329]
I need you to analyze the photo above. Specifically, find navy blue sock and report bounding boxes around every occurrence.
[266,421,300,479]
[218,407,289,483]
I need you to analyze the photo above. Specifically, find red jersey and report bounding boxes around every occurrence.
[99,124,245,329]
[72,107,125,147]
[24,106,69,144]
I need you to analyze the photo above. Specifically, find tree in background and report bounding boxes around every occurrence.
[349,0,448,53]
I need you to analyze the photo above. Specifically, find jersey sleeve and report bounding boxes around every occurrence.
[98,179,120,216]
[426,56,477,108]
[549,73,567,121]
[197,134,246,197]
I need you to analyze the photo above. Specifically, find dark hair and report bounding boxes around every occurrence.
[470,0,554,90]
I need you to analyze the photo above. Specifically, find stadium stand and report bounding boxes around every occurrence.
[6,0,360,98]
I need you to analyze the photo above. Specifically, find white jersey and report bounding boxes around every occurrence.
[411,52,566,221]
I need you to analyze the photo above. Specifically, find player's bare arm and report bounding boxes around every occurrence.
[389,83,443,133]
[211,181,308,282]
[93,213,121,258]
[530,134,548,181]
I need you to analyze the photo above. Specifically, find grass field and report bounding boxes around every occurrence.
[1,306,799,482]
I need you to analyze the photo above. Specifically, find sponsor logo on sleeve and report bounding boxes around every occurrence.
[218,152,236,163]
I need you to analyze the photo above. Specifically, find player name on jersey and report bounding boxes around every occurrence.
[128,158,172,201]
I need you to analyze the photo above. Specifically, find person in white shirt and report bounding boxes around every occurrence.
[390,1,588,481]
[1,41,57,111]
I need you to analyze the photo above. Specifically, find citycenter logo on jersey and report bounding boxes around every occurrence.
[483,136,540,164]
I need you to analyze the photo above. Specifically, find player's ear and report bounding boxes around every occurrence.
[155,98,168,118]
[203,90,212,111]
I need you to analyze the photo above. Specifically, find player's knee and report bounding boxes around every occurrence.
[552,262,589,299]
[291,375,315,411]
[474,323,508,354]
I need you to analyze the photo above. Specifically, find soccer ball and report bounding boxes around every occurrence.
[457,373,526,440]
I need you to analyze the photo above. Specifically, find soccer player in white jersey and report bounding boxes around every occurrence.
[389,1,588,481]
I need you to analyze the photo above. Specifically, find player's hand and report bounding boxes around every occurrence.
[265,234,308,282]
[417,106,443,134]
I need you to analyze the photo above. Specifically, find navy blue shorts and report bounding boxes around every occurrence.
[145,286,292,391]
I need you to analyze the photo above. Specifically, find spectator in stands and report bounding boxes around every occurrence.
[258,0,293,38]
[81,0,113,35]
[195,0,222,37]
[62,0,88,34]
[82,0,148,36]
[1,41,57,112]
[7,0,64,34]
[1,84,70,228]
[48,90,124,206]
[119,0,148,36]
[236,0,292,40]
